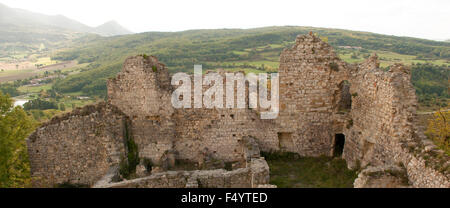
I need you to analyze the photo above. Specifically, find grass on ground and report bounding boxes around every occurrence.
[262,152,358,188]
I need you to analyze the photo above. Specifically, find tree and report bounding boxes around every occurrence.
[425,111,450,155]
[23,98,58,110]
[0,84,20,97]
[0,92,36,187]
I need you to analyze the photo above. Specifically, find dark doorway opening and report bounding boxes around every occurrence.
[334,134,345,157]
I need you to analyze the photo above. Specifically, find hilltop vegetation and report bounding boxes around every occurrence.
[53,26,450,67]
[49,27,449,106]
[412,63,449,107]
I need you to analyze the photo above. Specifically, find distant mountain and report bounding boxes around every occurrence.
[94,20,132,37]
[0,3,90,33]
[0,3,131,36]
[0,3,132,58]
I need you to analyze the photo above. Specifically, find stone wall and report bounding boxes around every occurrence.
[108,60,278,164]
[107,56,176,163]
[173,108,276,163]
[340,56,449,187]
[172,71,278,163]
[353,165,410,188]
[276,33,353,157]
[96,158,270,188]
[27,102,130,187]
[275,33,448,187]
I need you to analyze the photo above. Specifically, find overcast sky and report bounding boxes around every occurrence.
[1,0,449,40]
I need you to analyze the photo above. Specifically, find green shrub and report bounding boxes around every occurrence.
[23,98,58,110]
[329,62,339,71]
[119,122,139,179]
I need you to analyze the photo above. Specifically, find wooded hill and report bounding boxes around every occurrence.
[49,26,449,104]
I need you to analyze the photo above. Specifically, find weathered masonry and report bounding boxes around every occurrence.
[27,33,449,188]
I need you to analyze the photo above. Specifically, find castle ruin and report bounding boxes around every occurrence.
[27,33,449,188]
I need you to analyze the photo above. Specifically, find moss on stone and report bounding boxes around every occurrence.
[119,121,139,179]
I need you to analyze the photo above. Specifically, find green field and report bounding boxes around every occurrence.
[338,49,449,67]
[35,57,58,66]
[17,83,52,94]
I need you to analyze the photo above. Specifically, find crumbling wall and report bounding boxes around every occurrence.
[27,102,129,187]
[276,33,353,156]
[343,55,449,187]
[401,150,449,187]
[27,34,449,188]
[173,107,278,164]
[353,165,410,188]
[171,70,279,164]
[107,56,176,163]
[108,63,278,164]
[278,34,449,187]
[342,57,404,168]
[97,158,270,188]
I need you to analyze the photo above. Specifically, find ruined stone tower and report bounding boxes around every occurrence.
[27,33,449,188]
[107,56,176,163]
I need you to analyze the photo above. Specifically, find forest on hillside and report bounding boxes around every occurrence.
[44,27,449,107]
